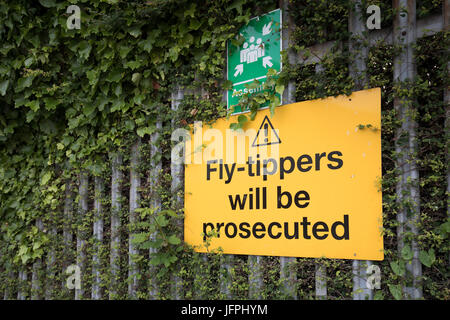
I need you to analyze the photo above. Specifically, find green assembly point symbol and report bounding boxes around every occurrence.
[227,9,282,114]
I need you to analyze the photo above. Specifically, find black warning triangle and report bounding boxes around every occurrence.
[252,115,282,147]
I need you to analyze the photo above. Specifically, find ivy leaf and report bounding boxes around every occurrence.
[275,84,285,96]
[237,114,248,126]
[419,249,435,267]
[390,260,405,276]
[16,76,34,93]
[388,283,402,300]
[266,68,277,77]
[0,79,9,96]
[154,215,168,227]
[136,126,155,137]
[26,100,40,112]
[132,232,149,244]
[44,97,59,110]
[125,60,141,70]
[24,57,34,67]
[184,3,196,18]
[131,73,141,84]
[128,27,142,38]
[401,244,413,261]
[226,0,244,15]
[41,171,52,186]
[229,122,241,131]
[39,0,56,8]
[119,45,132,59]
[139,39,154,53]
[106,69,123,82]
[83,104,96,117]
[78,41,92,60]
[163,209,178,218]
[167,234,181,245]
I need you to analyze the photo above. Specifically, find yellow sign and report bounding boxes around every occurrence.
[184,88,383,260]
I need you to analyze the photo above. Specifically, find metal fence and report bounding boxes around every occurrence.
[1,0,448,300]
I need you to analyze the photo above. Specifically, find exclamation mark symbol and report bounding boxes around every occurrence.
[264,123,268,143]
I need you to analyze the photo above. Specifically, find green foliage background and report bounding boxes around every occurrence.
[0,0,448,299]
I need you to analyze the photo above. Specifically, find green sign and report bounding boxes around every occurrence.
[227,9,282,113]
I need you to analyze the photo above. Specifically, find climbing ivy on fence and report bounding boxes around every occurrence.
[0,0,448,300]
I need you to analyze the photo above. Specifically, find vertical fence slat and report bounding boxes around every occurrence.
[279,0,298,299]
[312,63,328,300]
[17,268,27,300]
[31,218,43,300]
[92,176,104,300]
[110,153,123,299]
[129,139,141,299]
[248,256,263,299]
[444,0,450,267]
[75,171,88,300]
[393,0,422,299]
[171,86,185,299]
[348,0,373,300]
[3,270,14,300]
[219,66,234,298]
[62,177,74,297]
[45,213,57,300]
[149,121,162,299]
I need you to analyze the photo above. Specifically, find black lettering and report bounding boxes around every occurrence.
[327,151,344,170]
[331,215,349,240]
[228,194,247,210]
[268,222,282,239]
[315,152,326,171]
[284,222,299,239]
[263,158,278,175]
[300,217,311,239]
[279,156,295,179]
[203,222,215,241]
[225,223,237,238]
[252,222,266,239]
[239,222,251,238]
[312,221,329,240]
[297,154,313,172]
[206,160,217,180]
[224,163,236,184]
[277,186,292,209]
[247,156,255,177]
[262,186,267,209]
[294,190,310,208]
[216,223,224,238]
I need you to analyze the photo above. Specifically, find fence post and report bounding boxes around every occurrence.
[312,64,328,300]
[248,256,263,299]
[279,0,298,299]
[110,153,123,299]
[45,210,57,299]
[3,269,15,300]
[149,121,162,299]
[393,0,422,299]
[62,177,74,297]
[17,268,27,300]
[443,0,450,267]
[31,218,43,299]
[348,0,373,300]
[220,66,234,299]
[92,176,104,300]
[171,85,185,299]
[129,138,141,299]
[75,171,88,300]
